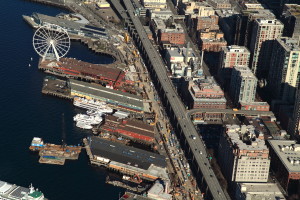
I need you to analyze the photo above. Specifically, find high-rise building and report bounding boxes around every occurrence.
[281,4,300,39]
[260,0,299,15]
[249,19,283,76]
[230,66,257,106]
[218,125,270,183]
[288,87,300,138]
[219,46,251,82]
[219,46,251,69]
[235,9,275,47]
[268,37,300,102]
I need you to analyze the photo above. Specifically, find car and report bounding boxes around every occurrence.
[191,135,196,140]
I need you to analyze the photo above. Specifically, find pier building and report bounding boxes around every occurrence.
[100,115,155,144]
[24,13,108,39]
[39,58,127,88]
[86,137,168,181]
[69,80,144,113]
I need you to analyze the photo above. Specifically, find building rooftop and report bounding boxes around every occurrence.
[166,47,196,61]
[147,181,172,200]
[43,58,123,82]
[183,2,214,15]
[33,13,107,36]
[103,115,155,139]
[277,37,300,52]
[89,137,167,170]
[189,76,226,103]
[152,18,166,30]
[256,18,283,26]
[234,66,257,80]
[242,9,275,20]
[57,13,89,24]
[191,76,224,95]
[268,140,300,172]
[284,4,300,17]
[161,23,184,33]
[69,79,144,109]
[223,45,250,53]
[243,3,264,10]
[237,183,286,200]
[226,124,269,151]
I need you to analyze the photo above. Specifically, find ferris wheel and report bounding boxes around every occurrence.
[33,24,70,61]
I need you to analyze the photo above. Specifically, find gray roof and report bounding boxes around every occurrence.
[70,80,143,109]
[34,13,83,30]
[268,140,300,172]
[89,137,166,170]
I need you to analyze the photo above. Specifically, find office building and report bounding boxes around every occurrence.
[249,19,283,76]
[235,9,275,48]
[268,140,300,195]
[288,87,300,137]
[281,4,300,39]
[235,183,286,200]
[260,0,299,15]
[218,125,270,183]
[268,37,300,102]
[230,66,257,106]
[219,46,251,81]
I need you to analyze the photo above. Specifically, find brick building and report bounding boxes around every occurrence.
[158,24,185,45]
[194,15,219,31]
[199,30,227,52]
[188,76,226,109]
[101,115,155,144]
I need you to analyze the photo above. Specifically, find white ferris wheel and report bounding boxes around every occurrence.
[33,24,70,61]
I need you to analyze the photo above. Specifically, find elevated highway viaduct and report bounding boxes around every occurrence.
[111,0,231,199]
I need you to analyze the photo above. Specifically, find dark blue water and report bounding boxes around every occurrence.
[0,1,124,199]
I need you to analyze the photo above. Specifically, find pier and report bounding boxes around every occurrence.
[41,76,72,100]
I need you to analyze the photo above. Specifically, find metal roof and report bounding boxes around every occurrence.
[89,137,166,170]
[70,80,143,109]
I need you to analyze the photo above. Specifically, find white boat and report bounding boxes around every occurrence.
[0,182,46,200]
[73,97,113,114]
[76,121,93,129]
[74,113,103,130]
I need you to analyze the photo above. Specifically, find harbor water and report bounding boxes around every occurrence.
[0,0,124,199]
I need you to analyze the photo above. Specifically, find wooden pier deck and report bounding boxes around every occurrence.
[39,157,66,165]
[41,77,72,100]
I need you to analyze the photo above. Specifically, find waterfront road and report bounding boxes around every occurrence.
[123,0,229,199]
